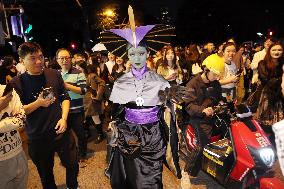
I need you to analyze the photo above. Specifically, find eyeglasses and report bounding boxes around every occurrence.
[57,57,71,61]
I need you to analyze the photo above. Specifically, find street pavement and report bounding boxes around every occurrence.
[23,126,283,189]
[23,127,226,189]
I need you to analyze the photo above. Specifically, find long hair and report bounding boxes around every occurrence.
[161,46,178,69]
[113,57,126,73]
[184,44,200,63]
[263,41,284,76]
[75,60,88,75]
[2,55,15,68]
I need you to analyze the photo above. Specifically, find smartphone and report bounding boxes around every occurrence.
[42,87,54,100]
[2,83,13,97]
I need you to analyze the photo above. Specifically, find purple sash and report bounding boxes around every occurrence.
[125,106,160,124]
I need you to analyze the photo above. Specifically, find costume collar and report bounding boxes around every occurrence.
[131,65,148,80]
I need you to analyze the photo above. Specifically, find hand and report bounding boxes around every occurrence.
[167,73,177,80]
[55,118,67,134]
[0,92,13,111]
[64,82,71,90]
[108,75,115,83]
[229,75,239,83]
[108,121,116,131]
[36,93,56,108]
[202,107,214,116]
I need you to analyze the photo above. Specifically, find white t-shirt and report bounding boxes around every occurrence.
[251,49,266,84]
[105,61,115,74]
[222,62,237,89]
[0,86,25,161]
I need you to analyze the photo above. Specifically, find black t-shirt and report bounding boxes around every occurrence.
[21,73,46,105]
[0,66,7,84]
[0,67,17,84]
[11,69,70,140]
[6,68,17,78]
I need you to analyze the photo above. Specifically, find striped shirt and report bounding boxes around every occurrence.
[61,67,87,113]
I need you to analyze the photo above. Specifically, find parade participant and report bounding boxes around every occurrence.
[101,6,183,189]
[0,84,27,189]
[184,54,225,176]
[11,42,79,189]
[56,48,88,165]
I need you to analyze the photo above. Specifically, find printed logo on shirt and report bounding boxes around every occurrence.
[0,130,22,155]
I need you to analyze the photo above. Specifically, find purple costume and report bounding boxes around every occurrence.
[106,66,172,189]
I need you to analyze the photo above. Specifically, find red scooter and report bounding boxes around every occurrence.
[178,103,284,189]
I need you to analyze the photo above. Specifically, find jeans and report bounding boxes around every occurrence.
[28,130,79,189]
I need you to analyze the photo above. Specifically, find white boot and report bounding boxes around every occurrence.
[180,170,191,189]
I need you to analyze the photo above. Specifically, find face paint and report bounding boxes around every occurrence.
[127,46,148,70]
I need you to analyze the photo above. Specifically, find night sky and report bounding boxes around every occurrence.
[2,0,284,56]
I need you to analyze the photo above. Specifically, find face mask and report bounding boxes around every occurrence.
[128,46,148,70]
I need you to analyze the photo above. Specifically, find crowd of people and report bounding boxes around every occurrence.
[1,31,284,188]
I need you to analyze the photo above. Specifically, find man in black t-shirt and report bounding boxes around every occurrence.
[11,42,79,189]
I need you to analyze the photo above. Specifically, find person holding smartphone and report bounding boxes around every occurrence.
[0,84,27,189]
[11,42,79,189]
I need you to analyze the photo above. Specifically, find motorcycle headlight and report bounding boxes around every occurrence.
[258,148,275,168]
[248,146,276,169]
